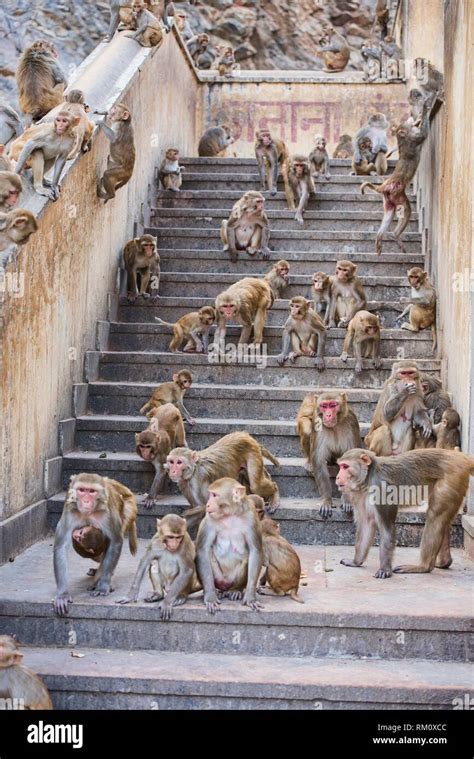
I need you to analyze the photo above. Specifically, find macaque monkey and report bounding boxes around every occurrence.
[264,259,290,299]
[327,260,367,328]
[381,35,402,61]
[361,40,382,81]
[140,369,194,423]
[351,137,376,176]
[173,9,193,41]
[213,46,240,77]
[340,311,382,374]
[333,134,353,159]
[16,40,67,125]
[336,448,474,577]
[198,124,234,157]
[0,104,23,147]
[254,128,290,196]
[97,103,135,201]
[414,58,444,109]
[309,135,331,179]
[408,88,424,124]
[316,25,350,72]
[166,431,280,521]
[196,478,263,613]
[156,306,216,353]
[353,113,389,176]
[41,89,94,159]
[373,0,389,38]
[12,111,80,201]
[396,267,437,353]
[297,392,362,517]
[258,519,303,603]
[0,636,53,710]
[432,408,461,450]
[53,474,138,615]
[127,0,165,47]
[104,1,133,41]
[135,403,187,507]
[420,374,451,423]
[220,191,271,262]
[117,515,199,618]
[214,276,274,347]
[72,525,108,576]
[0,172,22,211]
[159,148,183,191]
[187,33,214,68]
[123,234,160,302]
[277,296,326,371]
[365,360,432,456]
[286,155,315,224]
[361,107,429,254]
[0,208,38,252]
[312,271,332,323]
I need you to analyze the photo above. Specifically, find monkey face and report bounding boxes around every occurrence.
[5,187,20,208]
[54,114,71,134]
[312,272,329,290]
[199,307,216,326]
[293,161,306,177]
[166,453,192,481]
[132,0,144,15]
[289,300,306,319]
[369,113,388,129]
[397,367,418,382]
[141,240,156,258]
[206,490,222,518]
[336,263,355,282]
[219,300,237,319]
[277,264,289,280]
[164,534,184,552]
[76,486,100,514]
[168,149,179,161]
[259,131,272,147]
[318,400,340,428]
[137,442,154,461]
[408,269,426,289]
[365,324,379,336]
[199,34,209,48]
[336,451,371,492]
[315,136,327,150]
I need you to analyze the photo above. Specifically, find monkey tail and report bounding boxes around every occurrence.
[260,446,280,467]
[155,317,175,329]
[361,182,382,196]
[128,522,138,556]
[289,589,305,604]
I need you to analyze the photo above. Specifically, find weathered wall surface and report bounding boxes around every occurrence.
[203,79,409,157]
[0,30,200,528]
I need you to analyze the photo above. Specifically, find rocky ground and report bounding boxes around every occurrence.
[0,0,385,108]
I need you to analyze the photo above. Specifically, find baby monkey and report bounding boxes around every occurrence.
[156,306,216,353]
[159,148,183,192]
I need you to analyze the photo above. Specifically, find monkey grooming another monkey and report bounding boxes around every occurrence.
[12,111,81,201]
[196,477,263,613]
[16,40,68,125]
[337,448,474,577]
[136,404,187,507]
[297,392,362,517]
[156,306,216,353]
[264,260,290,299]
[0,636,53,710]
[220,191,271,262]
[396,267,437,353]
[97,103,135,201]
[254,128,290,197]
[327,259,367,328]
[286,155,315,224]
[316,26,350,72]
[123,234,160,302]
[198,124,234,157]
[159,148,183,191]
[258,519,304,603]
[340,311,382,374]
[214,276,274,347]
[365,360,432,456]
[277,296,326,371]
[140,369,194,423]
[312,271,332,324]
[53,474,138,615]
[117,515,200,618]
[166,431,280,522]
[309,135,331,180]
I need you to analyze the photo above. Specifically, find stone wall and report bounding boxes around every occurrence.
[0,30,200,557]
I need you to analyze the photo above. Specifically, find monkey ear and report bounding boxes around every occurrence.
[172,373,178,381]
[122,110,130,121]
[340,392,347,402]
[352,264,358,274]
[135,433,140,443]
[190,450,199,463]
[11,215,30,229]
[12,651,23,665]
[232,484,246,503]
[156,518,161,529]
[306,299,312,308]
[359,453,373,467]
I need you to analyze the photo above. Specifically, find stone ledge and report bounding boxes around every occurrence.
[0,500,48,565]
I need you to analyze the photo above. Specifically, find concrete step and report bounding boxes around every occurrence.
[88,351,440,388]
[116,296,413,328]
[1,542,470,668]
[85,382,383,421]
[150,227,422,254]
[108,323,432,359]
[179,157,398,176]
[46,490,463,547]
[156,248,424,276]
[71,414,373,457]
[151,208,419,233]
[157,271,410,300]
[180,173,407,193]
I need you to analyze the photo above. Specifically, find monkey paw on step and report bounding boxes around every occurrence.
[314,356,325,372]
[294,212,304,226]
[340,497,353,515]
[340,558,363,568]
[242,592,263,611]
[89,580,114,596]
[374,567,392,579]
[53,593,73,617]
[319,501,333,519]
[143,494,159,509]
[116,594,138,605]
[204,592,221,614]
[355,360,364,375]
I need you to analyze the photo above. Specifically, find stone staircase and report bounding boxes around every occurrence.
[0,156,471,709]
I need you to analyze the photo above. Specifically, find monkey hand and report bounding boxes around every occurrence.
[116,595,138,605]
[186,416,196,426]
[325,172,331,180]
[261,247,271,260]
[314,356,325,372]
[295,212,304,225]
[204,592,221,614]
[340,351,349,363]
[242,592,263,611]
[159,600,174,621]
[373,357,383,370]
[418,420,433,439]
[277,353,288,366]
[53,593,72,616]
[355,361,363,374]
[288,351,299,363]
[90,579,113,596]
[404,382,418,395]
[340,496,353,515]
[319,501,333,519]
[143,495,158,509]
[374,568,392,579]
